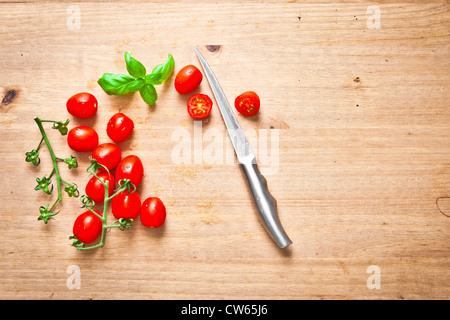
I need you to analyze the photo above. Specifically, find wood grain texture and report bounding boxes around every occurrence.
[0,0,449,299]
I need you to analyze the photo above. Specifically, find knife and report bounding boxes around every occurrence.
[195,47,292,249]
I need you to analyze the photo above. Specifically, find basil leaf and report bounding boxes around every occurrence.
[139,84,158,106]
[144,73,162,86]
[148,54,174,85]
[97,73,144,95]
[125,52,146,79]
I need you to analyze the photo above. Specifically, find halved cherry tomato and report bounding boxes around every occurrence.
[234,91,260,116]
[67,126,99,152]
[140,197,166,228]
[187,94,213,119]
[85,172,115,204]
[73,210,103,244]
[66,92,98,119]
[115,155,144,187]
[107,113,134,143]
[91,143,121,172]
[174,65,203,94]
[111,189,141,220]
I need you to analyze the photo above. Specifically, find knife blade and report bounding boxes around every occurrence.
[195,47,292,249]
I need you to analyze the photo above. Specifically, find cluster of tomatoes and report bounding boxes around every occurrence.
[66,92,166,246]
[174,65,261,118]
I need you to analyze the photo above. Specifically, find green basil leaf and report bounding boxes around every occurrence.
[148,54,175,85]
[97,73,144,95]
[144,73,162,85]
[124,52,146,79]
[139,84,158,106]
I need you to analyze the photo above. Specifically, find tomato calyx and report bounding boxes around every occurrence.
[112,217,134,231]
[38,204,59,224]
[86,157,111,176]
[69,232,85,249]
[52,119,70,135]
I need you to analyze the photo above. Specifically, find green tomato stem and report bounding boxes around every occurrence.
[39,119,59,123]
[48,167,56,179]
[34,117,64,209]
[48,197,60,213]
[60,178,74,187]
[36,136,44,151]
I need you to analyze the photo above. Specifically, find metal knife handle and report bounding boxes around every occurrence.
[241,162,293,248]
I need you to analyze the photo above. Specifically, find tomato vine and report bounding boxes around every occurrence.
[70,158,137,250]
[25,117,80,223]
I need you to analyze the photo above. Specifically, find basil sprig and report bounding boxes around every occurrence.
[97,52,174,106]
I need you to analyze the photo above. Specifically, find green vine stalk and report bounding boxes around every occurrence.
[25,117,79,223]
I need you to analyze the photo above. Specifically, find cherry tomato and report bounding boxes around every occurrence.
[73,210,103,244]
[140,197,166,228]
[85,172,115,204]
[174,65,203,94]
[115,155,144,187]
[66,92,98,119]
[107,113,134,143]
[91,143,121,172]
[234,91,260,116]
[111,190,141,220]
[187,94,213,119]
[67,126,99,152]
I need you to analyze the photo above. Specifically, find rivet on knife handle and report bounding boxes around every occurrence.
[195,47,292,248]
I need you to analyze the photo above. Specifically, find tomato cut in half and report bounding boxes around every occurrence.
[234,91,260,116]
[91,143,121,172]
[66,92,98,119]
[72,210,103,244]
[187,94,213,119]
[174,65,203,94]
[67,126,99,152]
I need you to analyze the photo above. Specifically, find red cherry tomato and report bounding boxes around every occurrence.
[73,210,103,244]
[140,197,166,228]
[174,65,203,94]
[234,91,260,116]
[66,92,98,119]
[107,113,134,143]
[115,155,144,187]
[111,190,141,220]
[67,126,99,152]
[187,94,213,119]
[85,172,115,204]
[91,143,121,172]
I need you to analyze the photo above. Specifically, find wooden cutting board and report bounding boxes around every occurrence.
[1,0,449,300]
